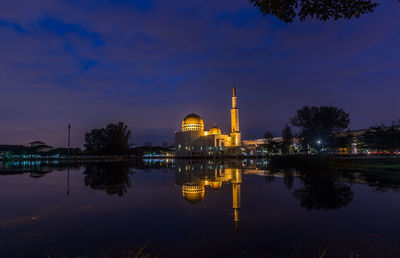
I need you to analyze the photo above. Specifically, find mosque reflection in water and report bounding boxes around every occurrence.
[3,158,400,215]
[78,159,357,227]
[4,159,400,257]
[175,160,242,231]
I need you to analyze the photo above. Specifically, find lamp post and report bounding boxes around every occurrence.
[67,124,71,196]
[317,139,322,153]
[67,124,71,156]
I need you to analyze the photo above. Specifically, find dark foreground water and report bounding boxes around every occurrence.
[1,159,400,257]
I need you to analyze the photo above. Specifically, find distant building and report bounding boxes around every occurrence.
[242,137,284,146]
[336,130,367,154]
[0,142,53,159]
[0,144,31,156]
[175,87,242,157]
[29,141,46,148]
[28,141,53,152]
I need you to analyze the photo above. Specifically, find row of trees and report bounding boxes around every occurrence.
[360,122,400,153]
[264,125,294,154]
[264,106,351,154]
[265,106,400,154]
[83,122,175,156]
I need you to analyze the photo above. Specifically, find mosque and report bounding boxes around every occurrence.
[175,87,242,157]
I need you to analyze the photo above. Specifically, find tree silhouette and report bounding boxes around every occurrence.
[263,131,280,154]
[335,133,354,154]
[84,128,107,154]
[281,124,293,155]
[249,0,382,23]
[360,121,400,153]
[291,106,350,151]
[84,122,132,155]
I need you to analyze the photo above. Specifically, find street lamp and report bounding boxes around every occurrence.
[317,139,322,153]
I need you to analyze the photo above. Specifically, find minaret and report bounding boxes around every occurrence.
[232,168,242,232]
[230,86,241,146]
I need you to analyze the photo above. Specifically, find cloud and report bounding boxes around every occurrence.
[0,0,399,146]
[0,19,25,33]
[38,17,105,46]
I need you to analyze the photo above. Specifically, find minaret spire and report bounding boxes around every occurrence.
[230,86,241,146]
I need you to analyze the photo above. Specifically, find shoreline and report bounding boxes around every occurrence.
[1,154,400,162]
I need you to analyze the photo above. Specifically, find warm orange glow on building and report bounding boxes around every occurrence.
[175,87,242,157]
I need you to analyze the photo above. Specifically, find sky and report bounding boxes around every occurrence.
[0,0,399,147]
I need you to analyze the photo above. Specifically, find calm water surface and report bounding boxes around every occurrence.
[1,159,400,257]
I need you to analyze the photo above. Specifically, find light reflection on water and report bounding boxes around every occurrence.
[1,159,400,257]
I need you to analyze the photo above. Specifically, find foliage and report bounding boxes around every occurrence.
[360,121,400,153]
[263,131,280,154]
[84,128,107,154]
[290,106,350,152]
[335,133,354,154]
[249,0,380,23]
[264,131,274,142]
[84,122,132,155]
[281,124,293,154]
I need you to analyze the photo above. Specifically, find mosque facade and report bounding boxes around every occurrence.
[175,87,242,157]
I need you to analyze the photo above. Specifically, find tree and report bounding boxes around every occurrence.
[281,124,293,155]
[290,106,350,152]
[263,131,280,154]
[335,133,354,154]
[84,128,107,154]
[249,0,382,23]
[360,121,400,154]
[264,131,274,143]
[84,122,132,155]
[104,122,132,155]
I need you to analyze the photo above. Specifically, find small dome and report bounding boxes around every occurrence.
[209,125,221,135]
[182,113,204,132]
[210,181,222,190]
[182,185,205,204]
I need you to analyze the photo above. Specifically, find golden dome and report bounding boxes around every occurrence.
[182,185,205,204]
[210,181,222,190]
[182,113,204,132]
[209,125,221,135]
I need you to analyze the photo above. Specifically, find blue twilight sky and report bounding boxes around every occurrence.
[0,0,399,147]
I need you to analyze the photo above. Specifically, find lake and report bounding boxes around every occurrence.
[1,159,400,257]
